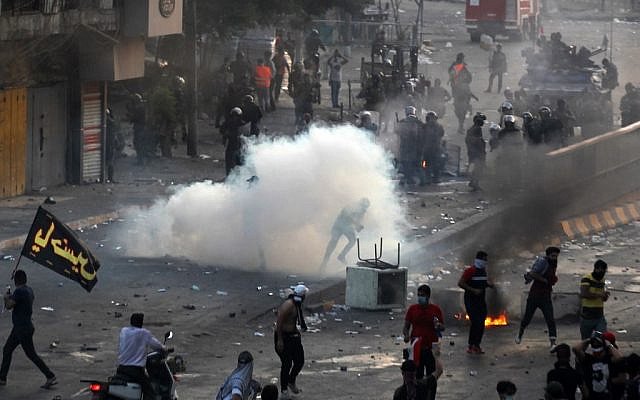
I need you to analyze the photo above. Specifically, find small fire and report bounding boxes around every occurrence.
[484,313,509,326]
[456,311,509,327]
[421,160,428,169]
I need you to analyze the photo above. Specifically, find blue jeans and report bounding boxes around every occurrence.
[580,315,607,340]
[330,80,341,107]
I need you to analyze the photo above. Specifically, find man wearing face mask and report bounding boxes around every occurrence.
[403,284,445,384]
[458,251,494,354]
[275,285,309,399]
[579,260,611,340]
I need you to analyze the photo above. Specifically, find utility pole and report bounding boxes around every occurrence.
[186,0,198,157]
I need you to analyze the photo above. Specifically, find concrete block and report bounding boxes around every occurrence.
[346,265,407,310]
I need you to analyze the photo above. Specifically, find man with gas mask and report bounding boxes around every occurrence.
[275,285,309,399]
[403,284,444,390]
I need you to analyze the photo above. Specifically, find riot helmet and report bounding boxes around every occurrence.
[522,112,534,122]
[425,110,438,121]
[230,107,243,116]
[405,106,417,117]
[503,114,516,125]
[538,106,552,119]
[500,102,513,113]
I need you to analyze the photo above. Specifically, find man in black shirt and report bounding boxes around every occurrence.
[0,270,56,388]
[548,343,586,400]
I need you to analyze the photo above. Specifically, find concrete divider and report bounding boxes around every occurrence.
[541,121,640,217]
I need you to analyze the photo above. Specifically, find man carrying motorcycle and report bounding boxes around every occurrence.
[117,313,167,399]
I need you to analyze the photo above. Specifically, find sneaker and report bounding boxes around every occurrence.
[473,346,485,354]
[41,376,57,389]
[515,335,522,344]
[280,390,290,400]
[466,346,475,354]
[549,341,558,353]
[288,383,301,394]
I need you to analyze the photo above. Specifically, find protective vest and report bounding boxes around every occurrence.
[254,65,272,88]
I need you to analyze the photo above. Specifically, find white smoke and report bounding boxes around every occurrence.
[120,124,408,276]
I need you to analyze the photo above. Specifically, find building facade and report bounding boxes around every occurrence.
[0,0,183,197]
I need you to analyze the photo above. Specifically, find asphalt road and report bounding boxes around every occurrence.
[0,2,639,399]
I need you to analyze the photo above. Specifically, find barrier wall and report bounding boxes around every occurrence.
[542,121,640,217]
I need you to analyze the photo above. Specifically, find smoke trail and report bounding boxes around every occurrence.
[120,124,408,276]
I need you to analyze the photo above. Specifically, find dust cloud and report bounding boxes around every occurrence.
[120,125,408,276]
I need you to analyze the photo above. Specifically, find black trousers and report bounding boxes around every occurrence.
[274,332,304,392]
[519,294,557,339]
[0,324,54,380]
[464,295,487,347]
[415,347,436,380]
[116,365,156,400]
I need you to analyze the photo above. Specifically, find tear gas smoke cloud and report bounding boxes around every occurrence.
[120,125,407,276]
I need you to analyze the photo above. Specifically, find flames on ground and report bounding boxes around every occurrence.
[455,311,509,327]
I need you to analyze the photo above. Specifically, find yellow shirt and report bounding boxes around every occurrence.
[580,272,605,319]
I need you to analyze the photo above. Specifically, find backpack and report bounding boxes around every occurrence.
[524,256,548,284]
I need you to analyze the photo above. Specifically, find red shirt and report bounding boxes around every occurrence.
[405,303,444,348]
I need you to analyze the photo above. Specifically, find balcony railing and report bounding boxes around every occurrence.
[0,0,115,16]
[0,0,118,40]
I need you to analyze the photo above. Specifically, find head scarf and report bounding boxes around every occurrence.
[216,356,254,400]
[474,258,487,269]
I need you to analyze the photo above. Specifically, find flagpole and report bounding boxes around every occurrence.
[10,253,23,279]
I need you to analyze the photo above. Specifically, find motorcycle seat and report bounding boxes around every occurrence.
[110,374,133,385]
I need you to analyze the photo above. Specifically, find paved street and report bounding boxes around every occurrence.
[0,1,639,399]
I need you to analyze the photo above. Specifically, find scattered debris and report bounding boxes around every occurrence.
[41,306,55,312]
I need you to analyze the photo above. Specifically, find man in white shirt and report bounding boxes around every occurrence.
[117,313,166,399]
[327,49,348,108]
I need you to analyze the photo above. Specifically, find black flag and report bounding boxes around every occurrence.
[21,206,100,292]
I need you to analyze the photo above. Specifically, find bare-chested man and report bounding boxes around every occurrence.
[274,285,308,399]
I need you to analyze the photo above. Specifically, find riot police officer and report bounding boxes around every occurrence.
[465,113,487,191]
[539,106,564,148]
[495,115,524,187]
[620,83,640,127]
[397,106,423,185]
[421,111,446,184]
[221,107,248,177]
[498,101,513,126]
[522,112,543,145]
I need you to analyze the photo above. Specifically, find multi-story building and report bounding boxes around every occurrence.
[0,0,183,197]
